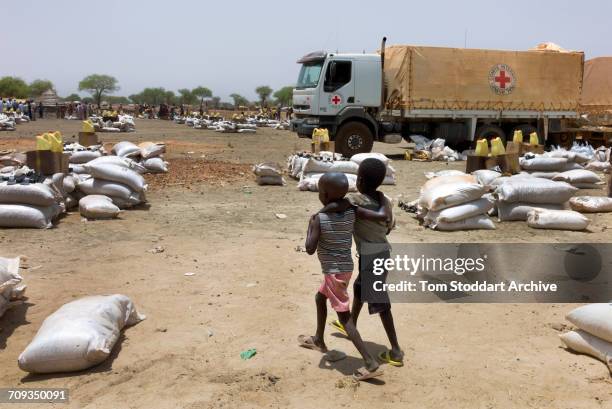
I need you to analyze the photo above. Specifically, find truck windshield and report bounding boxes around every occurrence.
[296,62,323,89]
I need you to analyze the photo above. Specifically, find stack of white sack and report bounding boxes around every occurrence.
[0,181,65,228]
[0,113,17,131]
[560,304,612,373]
[585,147,611,174]
[64,142,104,164]
[519,153,585,180]
[110,141,168,174]
[418,174,494,231]
[493,174,578,222]
[296,152,396,192]
[253,163,285,186]
[88,115,135,132]
[287,151,342,180]
[18,294,145,374]
[0,256,26,318]
[409,135,466,161]
[76,156,147,213]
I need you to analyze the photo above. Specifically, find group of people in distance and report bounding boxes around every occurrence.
[299,158,404,381]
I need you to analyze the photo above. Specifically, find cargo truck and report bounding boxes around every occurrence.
[291,38,585,157]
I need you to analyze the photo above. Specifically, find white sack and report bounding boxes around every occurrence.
[111,141,141,157]
[302,158,334,174]
[497,202,564,222]
[139,143,165,159]
[520,157,568,171]
[142,157,168,173]
[425,198,494,224]
[79,195,121,219]
[83,163,147,192]
[18,294,145,373]
[69,151,102,164]
[431,214,496,231]
[567,304,612,343]
[585,161,611,173]
[560,330,612,370]
[552,170,601,184]
[0,204,58,228]
[495,178,577,204]
[350,152,390,166]
[329,161,360,174]
[420,181,486,212]
[78,179,141,202]
[424,170,465,179]
[569,196,612,213]
[253,162,282,177]
[88,156,147,174]
[256,175,285,186]
[0,183,58,206]
[63,175,76,193]
[527,208,590,230]
[472,170,502,186]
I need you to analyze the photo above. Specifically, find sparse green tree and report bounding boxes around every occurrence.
[192,86,212,108]
[63,93,81,102]
[78,74,119,107]
[211,96,221,109]
[273,86,294,107]
[0,77,30,99]
[177,89,197,105]
[229,93,249,108]
[255,85,273,107]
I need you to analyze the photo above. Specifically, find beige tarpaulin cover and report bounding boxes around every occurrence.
[580,57,612,113]
[384,45,584,111]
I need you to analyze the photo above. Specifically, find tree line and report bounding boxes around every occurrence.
[0,74,294,108]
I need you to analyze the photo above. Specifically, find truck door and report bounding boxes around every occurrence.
[319,59,355,116]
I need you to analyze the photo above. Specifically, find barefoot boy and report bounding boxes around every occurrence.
[298,172,388,381]
[330,158,404,367]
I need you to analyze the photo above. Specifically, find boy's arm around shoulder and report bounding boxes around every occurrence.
[305,213,321,255]
[354,191,393,224]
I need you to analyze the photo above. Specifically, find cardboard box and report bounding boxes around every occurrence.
[26,151,70,175]
[506,142,545,155]
[466,151,520,174]
[78,132,99,147]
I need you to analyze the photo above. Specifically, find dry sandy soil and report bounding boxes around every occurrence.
[1,119,611,409]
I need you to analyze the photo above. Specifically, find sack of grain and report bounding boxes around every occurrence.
[298,173,357,192]
[560,330,612,371]
[88,156,147,174]
[430,214,495,231]
[302,158,334,174]
[142,157,168,173]
[585,161,611,173]
[422,174,478,192]
[79,195,121,219]
[0,183,58,206]
[288,155,308,179]
[520,156,568,171]
[497,202,564,222]
[139,142,165,159]
[329,161,359,174]
[567,304,612,343]
[495,178,577,204]
[0,204,59,228]
[527,208,589,230]
[420,180,486,212]
[350,152,390,166]
[0,256,22,317]
[253,162,282,177]
[552,170,601,185]
[523,171,559,180]
[68,150,102,164]
[472,170,502,186]
[83,163,147,192]
[77,179,141,202]
[256,175,285,186]
[18,294,145,374]
[569,196,612,213]
[63,175,76,193]
[111,141,141,157]
[424,197,494,225]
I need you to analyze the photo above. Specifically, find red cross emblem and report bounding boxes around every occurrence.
[489,64,516,95]
[331,94,342,105]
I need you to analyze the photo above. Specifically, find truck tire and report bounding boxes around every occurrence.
[512,124,539,143]
[335,122,374,157]
[475,125,506,144]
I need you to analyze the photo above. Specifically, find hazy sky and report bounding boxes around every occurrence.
[3,0,611,101]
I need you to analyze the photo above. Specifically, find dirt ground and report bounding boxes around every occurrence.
[1,119,611,409]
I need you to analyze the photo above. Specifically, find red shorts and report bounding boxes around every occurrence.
[318,272,352,312]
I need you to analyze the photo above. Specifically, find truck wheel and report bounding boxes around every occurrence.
[474,125,506,144]
[512,124,539,143]
[335,122,374,157]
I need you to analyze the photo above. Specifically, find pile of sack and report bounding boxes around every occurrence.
[86,115,136,132]
[520,149,606,188]
[0,256,26,318]
[409,135,466,161]
[560,303,612,373]
[0,113,16,131]
[0,171,66,228]
[253,162,285,186]
[417,173,495,231]
[18,294,145,374]
[288,151,396,192]
[585,147,611,174]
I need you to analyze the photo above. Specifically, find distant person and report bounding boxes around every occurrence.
[38,102,44,118]
[27,100,32,119]
[0,99,3,113]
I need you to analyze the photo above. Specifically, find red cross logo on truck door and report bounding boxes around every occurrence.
[489,64,516,95]
[330,94,342,106]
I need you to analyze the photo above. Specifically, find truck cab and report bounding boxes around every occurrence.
[291,51,392,157]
